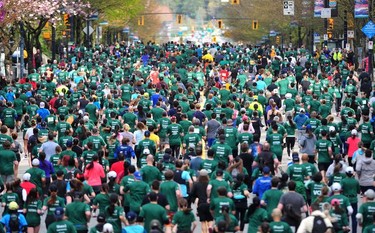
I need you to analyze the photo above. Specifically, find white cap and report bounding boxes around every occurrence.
[59,93,64,97]
[351,129,358,135]
[300,108,305,113]
[329,126,336,132]
[103,223,114,233]
[23,173,31,181]
[78,110,84,115]
[345,166,354,174]
[143,149,150,155]
[365,189,375,199]
[83,116,89,122]
[108,171,117,178]
[285,93,292,99]
[39,102,45,108]
[331,182,341,192]
[32,158,40,166]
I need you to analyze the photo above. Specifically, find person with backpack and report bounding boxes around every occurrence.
[47,207,76,233]
[0,201,28,233]
[252,142,279,176]
[297,202,333,233]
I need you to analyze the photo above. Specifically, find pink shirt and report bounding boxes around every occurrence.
[346,137,361,158]
[84,162,105,186]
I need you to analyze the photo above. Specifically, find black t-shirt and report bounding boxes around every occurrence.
[142,193,168,208]
[190,182,209,205]
[238,152,253,176]
[51,180,67,198]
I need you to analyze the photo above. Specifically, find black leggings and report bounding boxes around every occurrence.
[286,137,295,156]
[45,215,55,229]
[235,205,247,231]
[170,145,180,158]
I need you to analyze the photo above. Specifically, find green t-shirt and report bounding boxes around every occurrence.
[120,175,135,207]
[167,123,183,146]
[160,180,180,212]
[211,142,232,166]
[359,202,375,229]
[340,177,360,203]
[172,210,196,232]
[65,201,91,230]
[0,150,16,175]
[210,196,235,218]
[1,108,16,128]
[364,224,375,233]
[140,165,162,185]
[267,133,283,159]
[139,203,168,233]
[245,207,268,233]
[286,164,308,182]
[262,189,283,218]
[47,220,77,233]
[306,181,326,203]
[104,205,124,233]
[24,200,42,226]
[208,179,232,199]
[25,167,46,192]
[315,139,332,163]
[124,181,150,212]
[43,196,65,215]
[93,193,110,214]
[269,221,293,233]
[200,159,218,176]
[1,192,19,215]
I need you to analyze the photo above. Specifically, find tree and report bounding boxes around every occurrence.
[2,0,90,71]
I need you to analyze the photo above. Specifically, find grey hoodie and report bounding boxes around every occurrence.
[298,133,317,155]
[356,156,375,186]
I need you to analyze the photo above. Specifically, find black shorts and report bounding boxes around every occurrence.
[197,203,213,222]
[318,162,330,172]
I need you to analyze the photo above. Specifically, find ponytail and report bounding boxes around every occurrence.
[48,191,57,205]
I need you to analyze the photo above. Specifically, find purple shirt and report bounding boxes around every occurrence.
[39,160,54,178]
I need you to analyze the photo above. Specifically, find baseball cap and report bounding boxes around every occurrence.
[331,182,341,192]
[143,148,150,155]
[171,116,177,120]
[144,131,151,137]
[330,198,340,206]
[227,119,233,125]
[365,189,375,199]
[351,129,357,135]
[66,140,73,147]
[9,201,19,210]
[300,108,305,113]
[103,223,113,233]
[305,124,312,131]
[59,93,64,97]
[199,169,208,177]
[292,152,299,162]
[23,173,31,181]
[134,171,142,180]
[97,213,106,223]
[329,126,336,132]
[263,166,270,174]
[345,166,354,174]
[108,171,117,178]
[39,102,45,108]
[32,158,40,166]
[240,108,246,113]
[126,211,137,222]
[54,207,64,218]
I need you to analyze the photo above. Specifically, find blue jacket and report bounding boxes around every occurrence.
[253,176,272,199]
[293,113,309,130]
[114,144,135,160]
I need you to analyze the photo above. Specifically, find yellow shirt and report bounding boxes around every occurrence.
[148,133,160,148]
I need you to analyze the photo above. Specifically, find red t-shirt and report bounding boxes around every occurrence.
[110,161,124,178]
[219,70,229,82]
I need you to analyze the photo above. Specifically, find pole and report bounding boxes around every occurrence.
[324,0,328,46]
[70,15,74,43]
[298,25,302,48]
[344,10,348,46]
[19,22,25,79]
[86,19,90,48]
[52,24,56,61]
[369,0,374,80]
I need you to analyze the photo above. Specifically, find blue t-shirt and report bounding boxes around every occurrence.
[122,225,147,233]
[1,213,28,233]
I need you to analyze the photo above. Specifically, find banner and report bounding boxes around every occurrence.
[355,0,369,18]
[314,0,325,18]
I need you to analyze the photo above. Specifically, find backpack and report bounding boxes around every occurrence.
[9,213,20,232]
[312,215,328,233]
[64,167,76,182]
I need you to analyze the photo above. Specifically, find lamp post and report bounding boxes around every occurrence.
[51,23,56,61]
[369,0,374,80]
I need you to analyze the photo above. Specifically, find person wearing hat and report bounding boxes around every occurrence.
[0,201,28,233]
[88,213,106,233]
[167,116,184,158]
[65,192,91,233]
[327,183,353,215]
[139,192,169,233]
[357,189,375,231]
[347,129,361,166]
[35,101,50,121]
[253,166,272,199]
[20,173,36,200]
[341,166,360,233]
[293,108,308,140]
[25,158,46,196]
[136,131,156,168]
[0,140,19,183]
[123,171,150,214]
[46,207,76,233]
[122,211,146,233]
[211,134,233,166]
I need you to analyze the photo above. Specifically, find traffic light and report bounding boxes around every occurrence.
[177,15,182,24]
[328,32,333,39]
[252,20,258,30]
[217,20,223,29]
[276,36,280,44]
[138,16,144,26]
[328,18,334,30]
[63,14,70,26]
[231,0,240,4]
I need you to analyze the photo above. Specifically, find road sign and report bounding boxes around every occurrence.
[324,34,328,41]
[346,43,350,51]
[369,41,374,50]
[321,8,331,18]
[314,35,321,43]
[362,21,375,38]
[269,30,277,37]
[83,26,94,35]
[283,0,294,16]
[347,30,354,39]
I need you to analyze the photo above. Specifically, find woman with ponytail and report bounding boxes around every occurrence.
[42,185,65,228]
[172,198,197,233]
[283,113,297,158]
[23,188,42,233]
[245,196,268,233]
[104,193,126,233]
[84,154,105,194]
[92,183,110,216]
[214,205,240,233]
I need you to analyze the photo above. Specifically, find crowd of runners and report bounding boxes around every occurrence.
[0,41,373,233]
